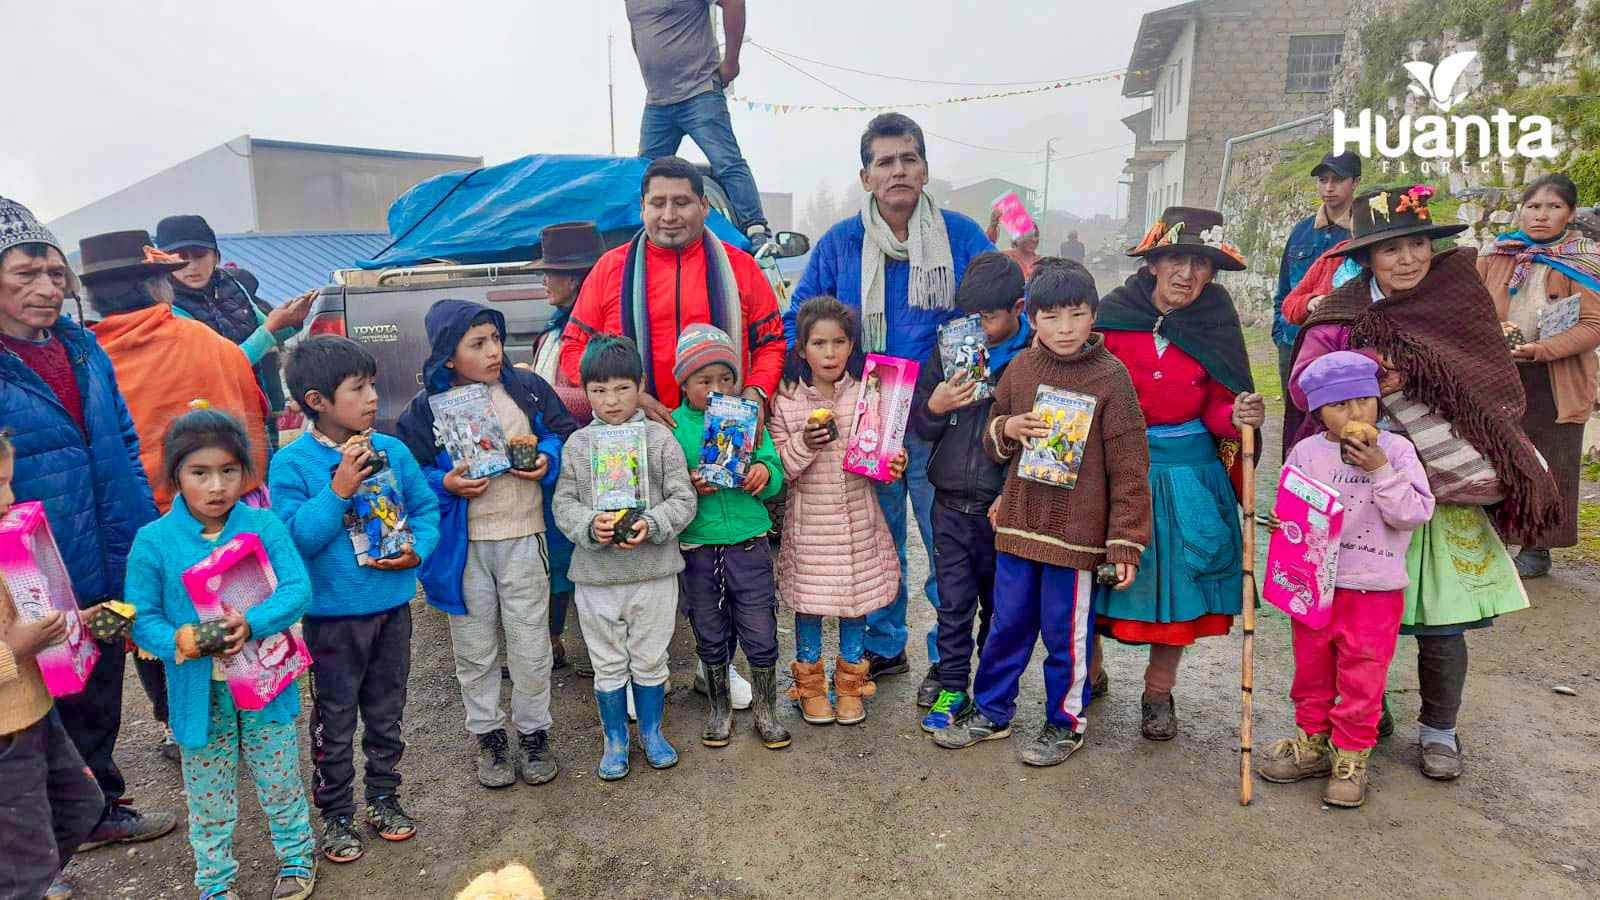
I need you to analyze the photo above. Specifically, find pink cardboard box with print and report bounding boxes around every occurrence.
[0,501,100,696]
[182,533,311,710]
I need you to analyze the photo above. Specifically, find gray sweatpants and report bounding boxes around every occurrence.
[450,533,553,736]
[574,574,678,693]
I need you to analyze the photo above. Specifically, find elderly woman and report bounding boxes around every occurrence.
[986,210,1043,281]
[1290,186,1560,781]
[1094,207,1266,741]
[1475,173,1600,579]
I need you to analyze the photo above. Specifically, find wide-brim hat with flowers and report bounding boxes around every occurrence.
[1328,185,1466,257]
[1127,206,1247,271]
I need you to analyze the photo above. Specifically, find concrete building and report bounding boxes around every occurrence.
[945,178,1040,232]
[47,136,482,250]
[1119,0,1352,231]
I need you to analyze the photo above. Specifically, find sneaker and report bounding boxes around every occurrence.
[746,225,773,252]
[78,801,177,851]
[319,815,364,863]
[364,795,416,841]
[199,887,239,900]
[1020,722,1085,767]
[44,871,72,899]
[921,690,971,734]
[1140,695,1178,742]
[915,666,941,708]
[271,860,316,900]
[1256,730,1333,783]
[158,724,180,762]
[475,730,517,788]
[932,708,1012,749]
[1323,746,1371,808]
[865,651,909,679]
[518,730,559,785]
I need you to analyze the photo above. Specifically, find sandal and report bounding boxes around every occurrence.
[272,861,317,900]
[320,815,364,863]
[365,795,416,841]
[199,887,239,900]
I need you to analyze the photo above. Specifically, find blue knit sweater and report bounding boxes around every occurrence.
[126,500,312,749]
[268,431,442,618]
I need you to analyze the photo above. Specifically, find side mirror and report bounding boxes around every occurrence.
[772,231,811,259]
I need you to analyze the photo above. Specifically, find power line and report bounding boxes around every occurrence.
[750,40,1129,88]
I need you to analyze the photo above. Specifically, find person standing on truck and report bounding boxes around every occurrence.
[625,0,771,248]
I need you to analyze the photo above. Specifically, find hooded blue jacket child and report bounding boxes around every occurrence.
[394,299,578,615]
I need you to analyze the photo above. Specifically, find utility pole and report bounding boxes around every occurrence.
[607,33,617,155]
[1041,137,1058,230]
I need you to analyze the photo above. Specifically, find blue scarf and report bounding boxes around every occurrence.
[987,316,1031,375]
[1488,229,1600,294]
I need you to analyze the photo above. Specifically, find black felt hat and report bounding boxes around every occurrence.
[78,230,187,283]
[525,221,605,272]
[1327,186,1467,257]
[1127,206,1247,271]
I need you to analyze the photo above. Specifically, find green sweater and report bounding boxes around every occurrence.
[670,404,784,545]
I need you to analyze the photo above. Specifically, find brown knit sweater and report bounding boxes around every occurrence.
[0,576,54,736]
[984,334,1153,570]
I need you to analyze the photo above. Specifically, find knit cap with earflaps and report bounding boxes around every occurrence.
[0,196,62,256]
[673,323,741,385]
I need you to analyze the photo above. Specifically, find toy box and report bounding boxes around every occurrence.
[844,354,919,482]
[1537,293,1583,340]
[0,501,99,696]
[429,383,511,479]
[992,191,1037,241]
[699,392,761,488]
[1017,386,1097,489]
[181,534,311,710]
[343,467,414,565]
[592,423,650,511]
[1264,465,1346,630]
[937,314,993,402]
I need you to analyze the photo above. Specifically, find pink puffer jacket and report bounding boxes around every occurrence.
[769,375,899,618]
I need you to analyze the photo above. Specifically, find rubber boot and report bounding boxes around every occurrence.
[632,681,678,769]
[594,687,631,781]
[701,662,733,747]
[749,665,792,749]
[832,656,877,726]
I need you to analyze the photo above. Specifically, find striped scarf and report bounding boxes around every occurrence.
[619,230,742,395]
[1483,230,1600,295]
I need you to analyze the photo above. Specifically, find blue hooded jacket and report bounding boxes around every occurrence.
[394,299,577,615]
[0,317,159,604]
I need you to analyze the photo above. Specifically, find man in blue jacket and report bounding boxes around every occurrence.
[788,114,996,701]
[0,197,177,848]
[1272,151,1358,453]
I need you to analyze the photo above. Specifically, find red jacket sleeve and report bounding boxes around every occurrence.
[1201,373,1240,439]
[1282,245,1347,326]
[732,249,785,398]
[560,252,624,386]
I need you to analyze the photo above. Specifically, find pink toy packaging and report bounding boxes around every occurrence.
[1264,465,1346,630]
[992,192,1037,241]
[181,533,311,710]
[0,501,99,697]
[844,354,919,483]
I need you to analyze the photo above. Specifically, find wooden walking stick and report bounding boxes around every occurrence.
[1238,424,1258,806]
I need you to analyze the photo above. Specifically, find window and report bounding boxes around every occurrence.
[1169,62,1178,111]
[1175,59,1183,105]
[1154,88,1163,130]
[1286,34,1344,93]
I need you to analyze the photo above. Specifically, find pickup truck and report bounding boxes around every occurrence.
[305,159,809,431]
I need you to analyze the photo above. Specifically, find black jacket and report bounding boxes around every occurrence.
[170,269,264,345]
[910,347,1004,516]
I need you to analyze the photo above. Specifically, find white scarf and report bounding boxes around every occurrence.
[859,192,955,352]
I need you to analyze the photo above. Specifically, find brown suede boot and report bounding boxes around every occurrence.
[786,660,835,725]
[832,657,877,726]
[1257,729,1333,783]
[1323,745,1371,808]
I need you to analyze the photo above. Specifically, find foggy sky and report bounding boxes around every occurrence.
[5,0,1174,225]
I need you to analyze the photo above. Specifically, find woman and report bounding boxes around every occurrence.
[1095,207,1266,741]
[1291,185,1560,781]
[986,210,1043,280]
[1476,173,1600,579]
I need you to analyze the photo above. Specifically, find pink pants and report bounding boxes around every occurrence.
[1290,587,1405,751]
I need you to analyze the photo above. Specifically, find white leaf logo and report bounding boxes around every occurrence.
[1403,51,1476,112]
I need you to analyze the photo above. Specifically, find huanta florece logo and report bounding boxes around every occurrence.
[1333,50,1559,175]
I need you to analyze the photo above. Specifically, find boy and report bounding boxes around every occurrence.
[270,335,442,863]
[667,325,790,750]
[0,431,106,900]
[908,252,1032,730]
[394,300,577,791]
[552,335,697,781]
[934,258,1152,766]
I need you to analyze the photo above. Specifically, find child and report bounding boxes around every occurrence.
[125,407,317,900]
[668,324,790,749]
[552,335,697,779]
[270,336,441,863]
[767,297,905,727]
[395,300,577,790]
[1258,351,1434,807]
[0,430,105,900]
[909,251,1032,731]
[934,258,1152,766]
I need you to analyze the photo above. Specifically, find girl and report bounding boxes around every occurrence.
[1260,352,1434,807]
[768,297,905,726]
[126,406,316,900]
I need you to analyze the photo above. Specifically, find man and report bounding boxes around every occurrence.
[625,0,770,247]
[1060,230,1086,262]
[788,113,996,701]
[1274,150,1358,454]
[0,197,177,850]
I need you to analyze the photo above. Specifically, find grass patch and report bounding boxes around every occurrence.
[1553,503,1600,565]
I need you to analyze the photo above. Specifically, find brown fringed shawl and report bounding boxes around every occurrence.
[1297,247,1560,543]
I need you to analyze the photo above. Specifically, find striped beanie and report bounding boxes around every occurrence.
[673,323,741,385]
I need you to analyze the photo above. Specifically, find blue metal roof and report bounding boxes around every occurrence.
[216,231,391,304]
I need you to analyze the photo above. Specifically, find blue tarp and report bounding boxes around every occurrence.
[358,153,746,269]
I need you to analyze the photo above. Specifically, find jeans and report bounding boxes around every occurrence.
[1416,633,1468,730]
[795,614,866,664]
[866,431,940,661]
[639,90,766,231]
[0,709,104,898]
[931,503,996,692]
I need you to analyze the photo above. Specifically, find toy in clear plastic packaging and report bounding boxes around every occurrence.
[343,467,414,565]
[843,354,919,482]
[592,423,650,511]
[429,383,511,479]
[0,501,99,697]
[181,534,312,709]
[1017,386,1097,489]
[699,392,760,488]
[937,314,993,401]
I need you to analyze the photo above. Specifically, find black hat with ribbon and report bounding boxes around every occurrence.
[1127,206,1247,271]
[1327,186,1466,257]
[78,230,187,283]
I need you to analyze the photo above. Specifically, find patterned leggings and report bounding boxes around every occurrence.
[180,682,315,892]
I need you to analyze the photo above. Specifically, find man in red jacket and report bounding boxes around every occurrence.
[560,157,784,425]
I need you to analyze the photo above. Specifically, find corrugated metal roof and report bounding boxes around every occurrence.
[215,231,391,303]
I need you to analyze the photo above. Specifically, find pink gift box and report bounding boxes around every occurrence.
[992,192,1037,241]
[1264,465,1346,630]
[0,501,99,696]
[844,354,919,483]
[181,533,311,710]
